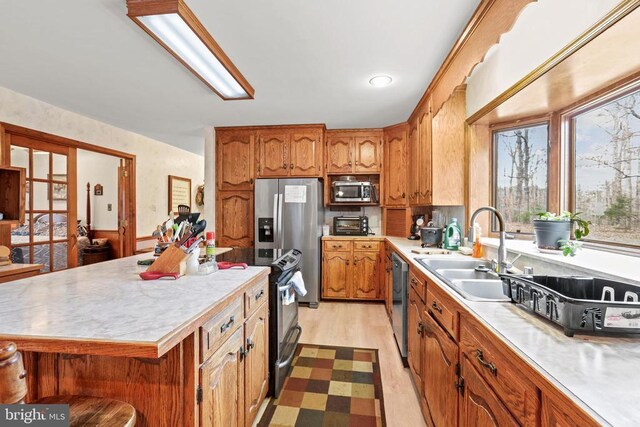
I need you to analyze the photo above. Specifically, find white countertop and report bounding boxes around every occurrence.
[385,236,640,427]
[0,254,269,357]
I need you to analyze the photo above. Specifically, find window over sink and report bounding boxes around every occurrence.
[569,86,640,247]
[492,122,549,233]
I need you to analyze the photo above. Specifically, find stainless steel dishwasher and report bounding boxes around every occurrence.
[391,252,409,358]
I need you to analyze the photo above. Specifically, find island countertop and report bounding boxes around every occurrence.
[0,254,269,358]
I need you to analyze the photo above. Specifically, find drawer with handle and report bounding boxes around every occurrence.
[426,280,458,340]
[409,269,425,303]
[323,241,352,252]
[460,317,540,426]
[354,241,380,252]
[245,278,268,318]
[201,297,244,362]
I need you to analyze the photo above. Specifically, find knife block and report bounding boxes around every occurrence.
[146,245,188,276]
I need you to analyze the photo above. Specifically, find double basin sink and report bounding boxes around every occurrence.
[416,258,509,302]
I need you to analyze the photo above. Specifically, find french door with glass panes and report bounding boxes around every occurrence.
[9,136,77,272]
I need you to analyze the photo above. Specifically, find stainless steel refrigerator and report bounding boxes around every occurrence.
[254,179,323,307]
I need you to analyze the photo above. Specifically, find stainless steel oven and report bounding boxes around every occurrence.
[332,180,375,203]
[269,249,303,397]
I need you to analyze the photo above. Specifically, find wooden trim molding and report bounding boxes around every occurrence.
[126,0,255,100]
[136,235,156,242]
[467,0,640,124]
[410,0,535,122]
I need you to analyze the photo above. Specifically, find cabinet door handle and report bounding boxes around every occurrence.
[250,178,254,184]
[431,301,442,314]
[247,338,255,352]
[283,163,287,169]
[411,278,417,285]
[346,259,350,265]
[354,259,358,265]
[290,163,294,169]
[255,289,265,301]
[220,315,235,333]
[348,161,352,166]
[475,349,497,376]
[355,160,359,165]
[417,321,424,335]
[402,192,406,198]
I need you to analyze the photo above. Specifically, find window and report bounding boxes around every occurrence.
[493,123,549,233]
[572,87,640,246]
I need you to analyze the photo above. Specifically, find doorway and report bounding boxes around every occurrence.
[1,123,136,272]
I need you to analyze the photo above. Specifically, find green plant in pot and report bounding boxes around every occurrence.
[533,211,591,254]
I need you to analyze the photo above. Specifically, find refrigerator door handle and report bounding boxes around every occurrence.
[278,193,284,251]
[273,193,279,248]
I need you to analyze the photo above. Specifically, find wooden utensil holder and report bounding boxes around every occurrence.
[146,245,188,276]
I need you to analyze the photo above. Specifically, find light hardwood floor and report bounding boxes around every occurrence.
[298,301,426,427]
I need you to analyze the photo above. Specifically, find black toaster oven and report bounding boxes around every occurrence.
[333,216,368,236]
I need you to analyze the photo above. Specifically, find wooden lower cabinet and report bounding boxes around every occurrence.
[384,248,393,317]
[200,327,244,427]
[541,393,599,427]
[422,312,459,427]
[200,298,269,427]
[244,303,269,426]
[407,286,424,392]
[321,239,382,301]
[352,251,379,299]
[322,251,351,298]
[216,191,254,247]
[459,356,518,427]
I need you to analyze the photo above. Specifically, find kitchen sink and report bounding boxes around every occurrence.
[436,269,496,281]
[416,257,509,302]
[449,279,510,302]
[416,258,489,271]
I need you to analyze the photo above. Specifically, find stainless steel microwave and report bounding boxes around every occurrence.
[332,180,376,203]
[333,216,369,236]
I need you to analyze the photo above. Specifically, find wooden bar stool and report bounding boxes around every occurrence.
[0,342,136,427]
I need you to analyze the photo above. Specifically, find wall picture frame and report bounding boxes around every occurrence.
[168,175,191,214]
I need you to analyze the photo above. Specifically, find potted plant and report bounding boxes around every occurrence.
[533,211,591,252]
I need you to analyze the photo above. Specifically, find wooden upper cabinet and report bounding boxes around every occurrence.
[216,191,254,247]
[431,87,465,206]
[459,356,518,427]
[244,303,268,427]
[407,121,420,205]
[352,251,379,299]
[200,327,244,427]
[354,135,381,173]
[418,108,432,205]
[216,130,255,190]
[326,134,353,174]
[384,124,408,206]
[257,131,289,177]
[256,126,324,177]
[290,130,323,176]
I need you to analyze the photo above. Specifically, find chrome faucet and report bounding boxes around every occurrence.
[469,206,508,274]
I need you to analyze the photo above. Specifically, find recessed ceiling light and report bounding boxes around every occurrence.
[369,75,393,88]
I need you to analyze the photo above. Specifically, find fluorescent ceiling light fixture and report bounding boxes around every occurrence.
[127,0,254,100]
[369,75,393,88]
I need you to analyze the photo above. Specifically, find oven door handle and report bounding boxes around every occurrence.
[277,325,302,369]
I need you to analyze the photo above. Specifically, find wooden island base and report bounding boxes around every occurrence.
[13,273,270,427]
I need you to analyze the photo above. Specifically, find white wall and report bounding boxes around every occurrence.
[466,0,621,117]
[77,150,120,230]
[0,86,205,237]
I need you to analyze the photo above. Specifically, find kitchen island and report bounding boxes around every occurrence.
[0,254,270,427]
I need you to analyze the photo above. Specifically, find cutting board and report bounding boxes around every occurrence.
[411,248,451,255]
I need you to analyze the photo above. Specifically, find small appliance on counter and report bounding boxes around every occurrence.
[333,216,369,236]
[331,176,377,204]
[420,221,444,248]
[409,215,425,240]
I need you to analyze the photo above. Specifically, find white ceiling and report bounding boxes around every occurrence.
[0,0,480,155]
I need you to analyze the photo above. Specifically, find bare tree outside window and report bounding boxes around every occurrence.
[574,89,640,246]
[493,123,548,233]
